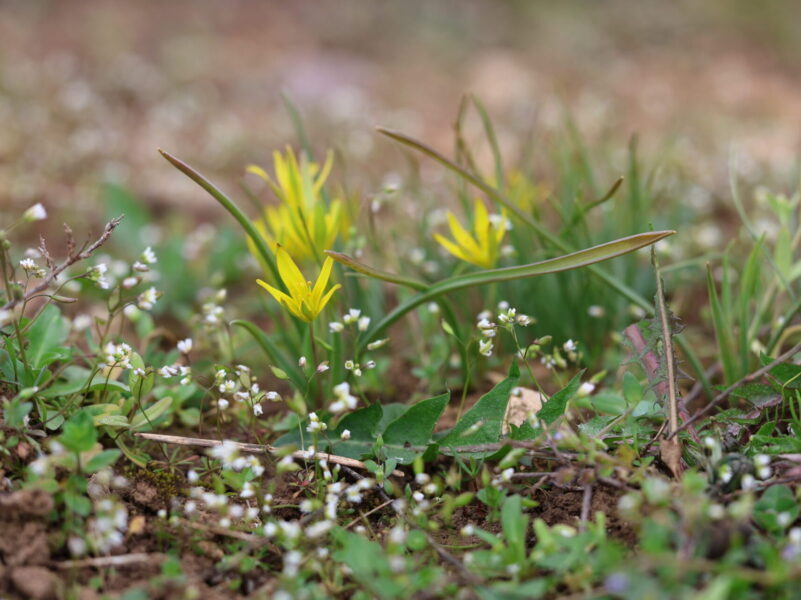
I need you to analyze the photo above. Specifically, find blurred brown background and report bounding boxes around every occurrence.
[2,0,801,219]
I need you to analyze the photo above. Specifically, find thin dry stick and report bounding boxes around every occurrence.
[134,432,404,477]
[343,498,395,530]
[653,251,680,436]
[672,341,801,436]
[579,484,593,531]
[52,553,164,570]
[2,217,123,311]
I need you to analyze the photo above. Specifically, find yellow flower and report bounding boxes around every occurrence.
[257,246,341,322]
[247,147,345,264]
[433,199,509,269]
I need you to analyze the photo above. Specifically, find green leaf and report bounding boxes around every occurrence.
[129,396,173,430]
[40,367,130,399]
[439,363,519,454]
[754,485,799,533]
[26,304,70,369]
[128,353,154,398]
[59,411,97,453]
[330,227,673,354]
[537,371,585,425]
[590,391,627,416]
[84,449,122,473]
[501,494,528,561]
[383,393,450,463]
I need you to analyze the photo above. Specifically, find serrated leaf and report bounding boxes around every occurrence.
[383,393,450,463]
[439,363,519,454]
[537,370,585,425]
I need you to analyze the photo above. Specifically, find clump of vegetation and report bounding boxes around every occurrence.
[2,98,801,600]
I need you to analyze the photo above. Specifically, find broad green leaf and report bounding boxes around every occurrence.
[591,391,627,416]
[40,367,129,399]
[383,393,450,463]
[439,363,519,454]
[85,449,122,473]
[26,304,70,369]
[128,353,154,398]
[537,370,584,425]
[129,396,173,430]
[754,485,799,533]
[59,410,97,453]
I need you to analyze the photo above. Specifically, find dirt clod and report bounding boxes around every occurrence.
[10,566,63,600]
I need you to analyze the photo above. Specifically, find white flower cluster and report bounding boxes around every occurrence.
[306,412,328,433]
[329,382,358,414]
[201,289,226,325]
[101,342,133,369]
[330,308,370,333]
[19,258,46,279]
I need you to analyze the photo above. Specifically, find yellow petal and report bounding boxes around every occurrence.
[434,233,475,266]
[246,165,271,182]
[446,212,481,257]
[473,199,490,252]
[316,284,342,315]
[311,256,335,306]
[275,246,308,300]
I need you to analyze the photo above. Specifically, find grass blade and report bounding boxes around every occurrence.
[159,149,281,285]
[331,230,675,353]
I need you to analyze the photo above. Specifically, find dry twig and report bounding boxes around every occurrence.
[134,432,404,477]
[2,216,123,311]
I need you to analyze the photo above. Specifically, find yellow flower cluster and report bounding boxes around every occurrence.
[247,147,345,265]
[434,199,509,269]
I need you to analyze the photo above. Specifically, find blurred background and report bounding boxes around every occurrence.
[3,0,801,216]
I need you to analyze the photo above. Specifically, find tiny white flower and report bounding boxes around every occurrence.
[122,276,139,289]
[141,246,158,265]
[217,398,229,410]
[577,382,595,397]
[266,391,281,402]
[329,321,344,333]
[23,203,47,222]
[298,356,307,368]
[340,429,351,440]
[253,403,264,417]
[358,316,371,331]
[563,339,577,352]
[177,338,193,354]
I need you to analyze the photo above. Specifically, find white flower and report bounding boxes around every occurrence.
[367,338,389,350]
[137,287,159,311]
[177,338,193,354]
[23,203,47,222]
[587,305,605,318]
[19,258,36,270]
[266,391,281,402]
[253,403,264,417]
[217,398,229,410]
[577,382,595,397]
[141,247,158,265]
[316,361,330,373]
[306,520,333,538]
[159,365,178,378]
[357,316,371,331]
[340,429,351,440]
[219,380,238,394]
[329,321,344,333]
[479,338,494,357]
[298,356,307,368]
[122,276,139,289]
[563,339,577,352]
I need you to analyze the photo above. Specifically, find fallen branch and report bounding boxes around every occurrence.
[2,216,123,312]
[134,432,404,477]
[52,553,163,569]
